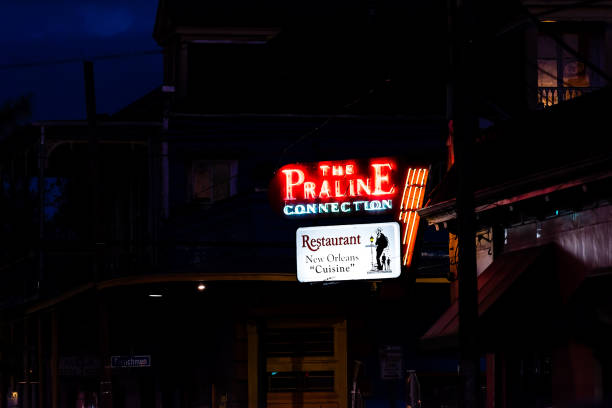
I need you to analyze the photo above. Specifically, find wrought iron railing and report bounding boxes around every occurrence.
[538,86,601,107]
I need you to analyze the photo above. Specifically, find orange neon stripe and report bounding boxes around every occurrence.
[400,169,413,210]
[417,168,426,192]
[414,168,423,190]
[414,187,424,210]
[419,168,427,187]
[416,169,428,207]
[409,169,427,209]
[408,171,426,218]
[409,167,418,186]
[401,212,408,244]
[401,169,429,266]
[404,212,420,265]
[402,170,418,212]
[402,211,413,244]
[403,225,411,265]
[407,168,419,204]
[414,173,427,209]
[408,169,423,210]
[402,172,415,211]
[407,212,419,253]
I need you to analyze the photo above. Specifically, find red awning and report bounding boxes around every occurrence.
[421,245,553,347]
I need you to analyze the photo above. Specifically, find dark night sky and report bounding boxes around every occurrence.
[0,0,162,121]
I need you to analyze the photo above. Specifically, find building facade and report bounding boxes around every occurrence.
[1,1,453,408]
[419,0,612,404]
[3,1,612,408]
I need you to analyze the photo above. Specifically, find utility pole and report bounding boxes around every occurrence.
[83,60,112,408]
[38,125,45,294]
[84,60,98,256]
[448,0,480,407]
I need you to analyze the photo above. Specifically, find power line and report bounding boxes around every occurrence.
[481,0,612,115]
[275,117,332,168]
[539,30,611,84]
[534,0,610,18]
[497,0,610,37]
[527,59,575,87]
[501,0,612,84]
[0,49,162,71]
[275,77,393,166]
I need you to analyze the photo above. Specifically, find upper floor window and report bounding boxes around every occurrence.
[192,160,238,203]
[537,24,605,107]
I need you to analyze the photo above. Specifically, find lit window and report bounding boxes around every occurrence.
[536,26,603,107]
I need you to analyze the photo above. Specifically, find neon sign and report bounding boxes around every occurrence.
[272,158,428,268]
[276,158,399,216]
[397,168,428,267]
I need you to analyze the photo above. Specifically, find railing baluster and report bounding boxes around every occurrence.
[537,86,600,107]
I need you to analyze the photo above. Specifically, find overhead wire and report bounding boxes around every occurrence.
[496,0,610,37]
[164,0,611,201]
[0,49,162,71]
[517,0,612,110]
[511,0,612,84]
[8,0,609,194]
[193,77,396,197]
[275,76,393,167]
[276,0,610,163]
[200,77,394,198]
[533,0,610,18]
[468,0,612,120]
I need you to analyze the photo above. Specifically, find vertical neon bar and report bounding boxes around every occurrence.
[405,168,418,207]
[400,168,428,267]
[402,211,413,245]
[400,169,413,210]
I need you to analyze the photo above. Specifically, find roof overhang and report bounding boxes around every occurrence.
[176,26,281,44]
[419,157,612,225]
[420,245,555,350]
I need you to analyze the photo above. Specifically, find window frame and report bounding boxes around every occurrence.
[190,159,238,203]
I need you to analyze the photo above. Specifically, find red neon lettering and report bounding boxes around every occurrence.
[371,163,395,195]
[349,179,356,196]
[335,180,345,197]
[304,182,316,199]
[319,180,331,198]
[279,159,397,203]
[282,169,305,200]
[356,179,370,195]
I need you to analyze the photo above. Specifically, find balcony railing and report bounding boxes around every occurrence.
[538,86,601,107]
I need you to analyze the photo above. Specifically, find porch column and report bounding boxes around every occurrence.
[51,310,58,408]
[98,296,112,408]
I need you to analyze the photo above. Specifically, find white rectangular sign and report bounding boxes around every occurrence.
[296,222,401,282]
